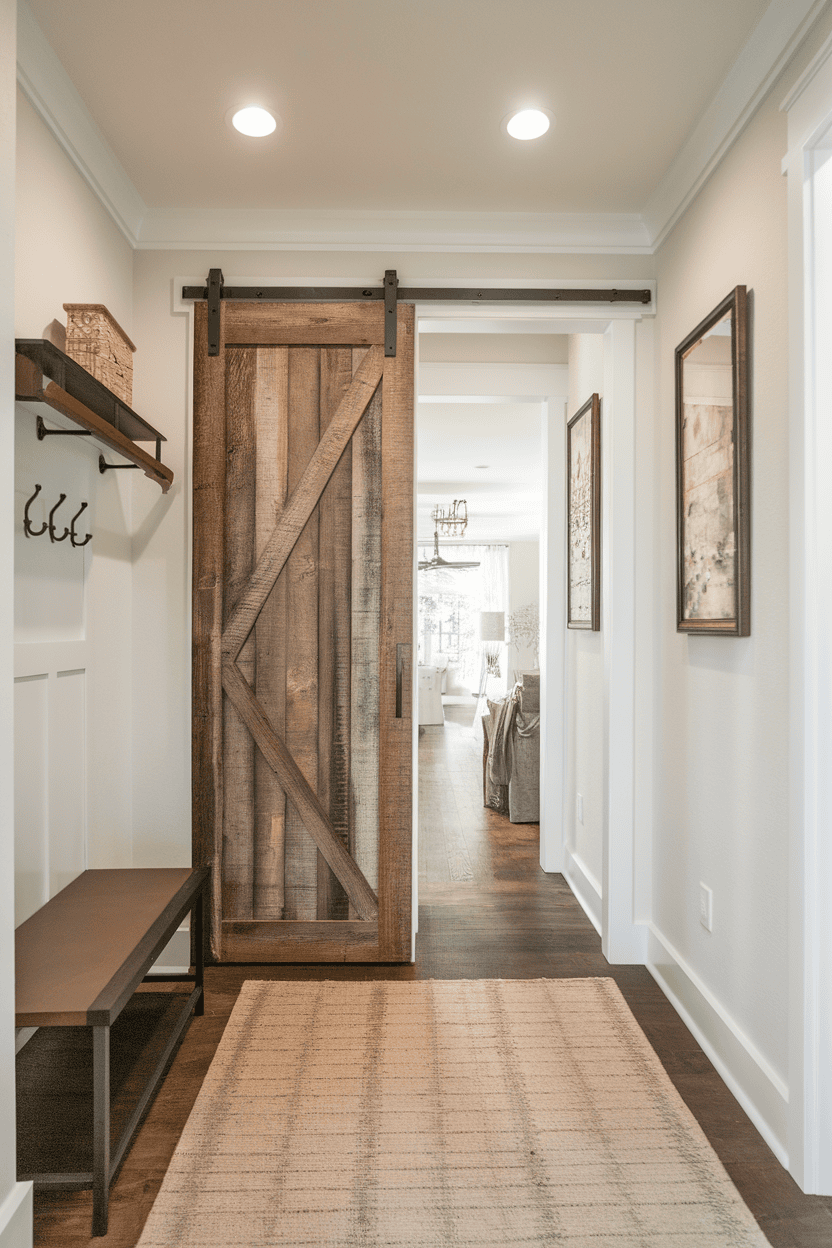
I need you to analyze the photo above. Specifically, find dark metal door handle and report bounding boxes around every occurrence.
[396,644,404,718]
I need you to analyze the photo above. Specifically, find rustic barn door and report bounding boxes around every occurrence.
[192,301,413,963]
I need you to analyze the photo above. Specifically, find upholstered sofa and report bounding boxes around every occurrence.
[482,673,540,822]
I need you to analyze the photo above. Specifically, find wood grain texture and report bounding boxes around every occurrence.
[191,301,226,960]
[377,304,415,960]
[220,346,384,661]
[220,920,377,963]
[253,349,289,920]
[221,348,257,921]
[224,302,385,347]
[317,349,353,920]
[350,348,382,907]
[192,306,410,965]
[221,660,379,921]
[283,348,320,921]
[14,869,201,1026]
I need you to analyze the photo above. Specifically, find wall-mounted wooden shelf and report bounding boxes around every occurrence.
[15,339,174,493]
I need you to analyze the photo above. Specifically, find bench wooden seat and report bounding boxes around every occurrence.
[15,866,208,1236]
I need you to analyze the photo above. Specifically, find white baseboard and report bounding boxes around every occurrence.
[150,924,191,973]
[0,1183,32,1248]
[647,923,789,1167]
[563,846,602,936]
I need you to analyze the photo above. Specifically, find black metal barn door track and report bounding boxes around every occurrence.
[183,269,652,358]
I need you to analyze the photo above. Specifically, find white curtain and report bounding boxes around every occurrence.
[474,545,509,721]
[417,545,508,698]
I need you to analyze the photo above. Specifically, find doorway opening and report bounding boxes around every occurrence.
[414,327,566,911]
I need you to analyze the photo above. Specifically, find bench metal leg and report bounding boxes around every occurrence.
[194,892,205,1016]
[92,1026,110,1237]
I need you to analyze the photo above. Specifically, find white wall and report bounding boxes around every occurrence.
[13,91,136,918]
[1,4,33,1242]
[648,69,799,1163]
[14,92,133,340]
[564,335,605,906]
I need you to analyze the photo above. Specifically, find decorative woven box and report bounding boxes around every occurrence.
[63,304,136,406]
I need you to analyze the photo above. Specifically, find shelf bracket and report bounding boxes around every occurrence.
[99,455,139,475]
[37,415,92,441]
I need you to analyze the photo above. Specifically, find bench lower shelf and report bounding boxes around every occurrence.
[17,987,201,1234]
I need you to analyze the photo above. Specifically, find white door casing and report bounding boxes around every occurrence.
[782,36,832,1195]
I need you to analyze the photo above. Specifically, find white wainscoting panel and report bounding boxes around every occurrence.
[14,651,87,926]
[49,668,86,898]
[13,674,48,926]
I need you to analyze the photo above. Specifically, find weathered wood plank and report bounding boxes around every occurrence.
[221,660,379,920]
[220,920,377,963]
[317,349,353,919]
[220,347,384,660]
[224,302,385,347]
[350,348,382,912]
[221,349,257,921]
[253,348,289,920]
[378,304,415,960]
[191,301,226,961]
[284,349,320,921]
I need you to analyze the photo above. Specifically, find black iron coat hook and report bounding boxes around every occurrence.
[23,484,48,538]
[69,501,92,547]
[48,493,70,543]
[23,486,94,546]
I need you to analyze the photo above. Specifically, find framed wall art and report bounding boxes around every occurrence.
[675,285,750,635]
[567,393,600,630]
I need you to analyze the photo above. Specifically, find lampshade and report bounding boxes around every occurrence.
[479,611,505,643]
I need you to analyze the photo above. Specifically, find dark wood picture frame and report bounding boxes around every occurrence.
[675,285,749,635]
[566,393,601,630]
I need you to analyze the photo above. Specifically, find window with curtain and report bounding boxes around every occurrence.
[417,544,508,696]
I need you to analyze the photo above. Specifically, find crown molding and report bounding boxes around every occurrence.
[643,0,830,250]
[16,0,146,247]
[15,0,831,258]
[136,208,652,254]
[780,25,832,113]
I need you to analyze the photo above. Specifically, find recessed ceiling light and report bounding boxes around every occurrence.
[506,108,551,141]
[231,106,278,137]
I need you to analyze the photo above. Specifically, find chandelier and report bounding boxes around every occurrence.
[431,498,468,538]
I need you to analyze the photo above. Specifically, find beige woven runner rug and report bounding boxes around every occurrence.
[138,978,770,1247]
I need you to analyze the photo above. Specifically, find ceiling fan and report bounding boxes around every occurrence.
[418,530,480,571]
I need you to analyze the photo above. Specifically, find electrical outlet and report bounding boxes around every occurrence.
[577,793,584,825]
[699,883,713,932]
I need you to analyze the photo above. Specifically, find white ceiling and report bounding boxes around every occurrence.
[417,400,543,544]
[28,0,772,217]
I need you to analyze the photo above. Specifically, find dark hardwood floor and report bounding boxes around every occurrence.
[22,704,832,1245]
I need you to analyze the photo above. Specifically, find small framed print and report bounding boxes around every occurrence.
[676,286,750,635]
[567,393,600,630]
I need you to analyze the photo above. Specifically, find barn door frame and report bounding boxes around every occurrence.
[191,298,414,964]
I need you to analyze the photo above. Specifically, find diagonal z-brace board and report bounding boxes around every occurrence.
[222,659,379,921]
[221,346,384,661]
